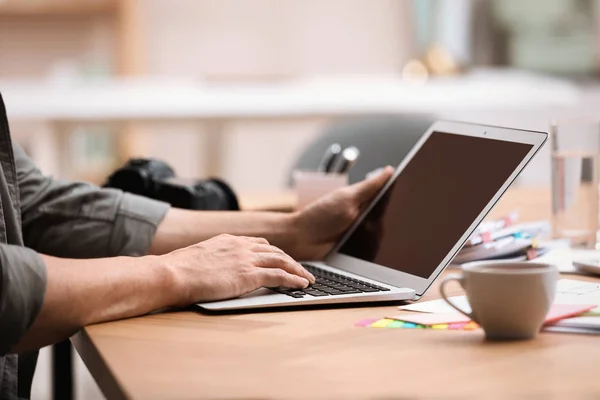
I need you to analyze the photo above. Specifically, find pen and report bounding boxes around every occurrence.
[317,143,342,173]
[332,146,360,174]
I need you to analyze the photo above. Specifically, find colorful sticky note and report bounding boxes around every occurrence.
[354,318,479,331]
[463,322,479,331]
[354,318,378,327]
[388,320,405,328]
[371,318,394,328]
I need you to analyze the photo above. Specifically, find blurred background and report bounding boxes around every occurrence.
[2,0,600,398]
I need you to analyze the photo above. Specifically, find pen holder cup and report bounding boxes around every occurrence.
[292,170,349,210]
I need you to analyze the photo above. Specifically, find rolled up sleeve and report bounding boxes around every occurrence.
[0,244,45,355]
[15,145,170,258]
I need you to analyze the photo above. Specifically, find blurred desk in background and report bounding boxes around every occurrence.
[3,71,578,121]
[1,70,581,181]
[240,186,551,222]
[486,186,550,222]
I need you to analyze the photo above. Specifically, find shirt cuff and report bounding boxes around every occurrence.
[0,245,46,355]
[107,193,170,256]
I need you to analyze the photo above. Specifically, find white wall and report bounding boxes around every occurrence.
[141,0,414,79]
[0,15,115,79]
[135,0,414,191]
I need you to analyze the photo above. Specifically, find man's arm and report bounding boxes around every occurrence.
[149,167,393,260]
[12,254,174,353]
[15,143,171,259]
[16,139,392,262]
[148,209,297,255]
[10,167,392,354]
[11,234,313,354]
[10,138,391,353]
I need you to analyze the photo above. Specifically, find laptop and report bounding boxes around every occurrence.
[197,121,547,311]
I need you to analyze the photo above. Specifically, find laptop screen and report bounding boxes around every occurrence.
[337,131,533,279]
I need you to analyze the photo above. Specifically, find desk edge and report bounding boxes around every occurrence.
[71,328,129,400]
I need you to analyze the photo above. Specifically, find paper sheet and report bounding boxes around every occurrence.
[399,296,471,313]
[555,279,600,306]
[532,248,600,274]
[448,244,599,272]
[544,326,600,335]
[552,316,600,329]
[393,304,593,325]
[399,279,600,314]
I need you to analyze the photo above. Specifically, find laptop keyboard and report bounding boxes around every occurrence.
[270,263,390,298]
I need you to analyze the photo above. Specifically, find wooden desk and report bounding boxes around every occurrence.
[240,185,552,222]
[72,272,600,399]
[73,185,595,399]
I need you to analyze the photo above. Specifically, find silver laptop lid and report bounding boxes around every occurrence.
[323,121,547,297]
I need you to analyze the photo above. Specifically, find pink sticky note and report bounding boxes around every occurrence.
[387,313,472,326]
[354,318,379,327]
[544,304,597,325]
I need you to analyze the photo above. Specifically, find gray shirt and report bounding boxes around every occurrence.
[0,93,170,399]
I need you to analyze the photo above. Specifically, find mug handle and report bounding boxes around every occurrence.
[439,274,477,323]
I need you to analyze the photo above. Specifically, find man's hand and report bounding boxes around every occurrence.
[17,234,316,353]
[290,166,394,260]
[162,234,316,305]
[148,165,392,305]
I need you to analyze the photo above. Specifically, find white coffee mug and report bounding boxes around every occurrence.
[440,261,559,340]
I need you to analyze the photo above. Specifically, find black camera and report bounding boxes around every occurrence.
[103,158,239,211]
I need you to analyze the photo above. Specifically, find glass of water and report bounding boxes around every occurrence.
[551,118,600,248]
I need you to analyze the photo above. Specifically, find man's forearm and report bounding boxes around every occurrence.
[13,254,177,353]
[149,208,300,257]
[14,208,304,353]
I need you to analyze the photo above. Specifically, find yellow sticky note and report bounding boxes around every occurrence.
[431,324,449,330]
[371,318,394,328]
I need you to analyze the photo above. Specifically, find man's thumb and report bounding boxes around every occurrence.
[351,166,394,204]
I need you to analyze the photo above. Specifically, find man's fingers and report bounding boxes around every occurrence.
[256,268,310,289]
[250,244,285,255]
[349,166,394,205]
[238,236,270,245]
[254,253,316,284]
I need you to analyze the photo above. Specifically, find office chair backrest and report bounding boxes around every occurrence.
[289,114,436,185]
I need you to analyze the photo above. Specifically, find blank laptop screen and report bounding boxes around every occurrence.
[337,131,533,279]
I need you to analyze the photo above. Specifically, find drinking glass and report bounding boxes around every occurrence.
[550,118,600,248]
